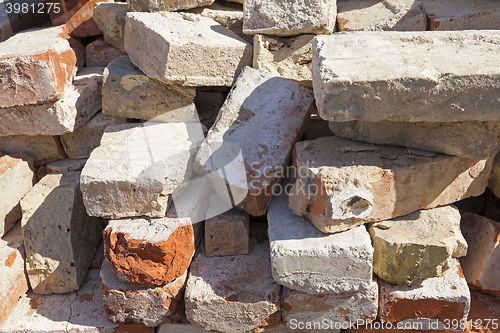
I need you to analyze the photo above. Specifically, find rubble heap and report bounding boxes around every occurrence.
[1,0,500,332]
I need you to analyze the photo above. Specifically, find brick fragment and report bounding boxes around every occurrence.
[0,26,77,108]
[124,11,252,86]
[460,211,500,297]
[185,224,281,333]
[81,122,204,219]
[268,191,373,294]
[0,223,29,328]
[205,208,249,257]
[102,56,196,120]
[369,205,467,285]
[93,2,128,52]
[424,0,500,31]
[379,260,470,331]
[289,136,491,233]
[0,153,34,236]
[195,67,314,216]
[64,0,113,37]
[21,172,102,294]
[243,0,336,36]
[0,67,104,137]
[313,31,500,122]
[100,259,186,326]
[337,0,426,31]
[104,217,196,286]
[281,281,378,329]
[253,34,314,88]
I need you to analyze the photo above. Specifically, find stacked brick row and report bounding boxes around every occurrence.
[0,0,500,332]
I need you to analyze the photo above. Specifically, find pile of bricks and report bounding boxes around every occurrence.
[1,0,500,332]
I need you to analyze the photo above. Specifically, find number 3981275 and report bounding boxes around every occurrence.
[5,2,61,14]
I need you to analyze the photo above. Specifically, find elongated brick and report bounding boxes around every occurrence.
[329,120,500,159]
[195,67,314,216]
[313,31,500,122]
[268,191,373,294]
[80,122,205,219]
[289,136,492,233]
[124,11,252,86]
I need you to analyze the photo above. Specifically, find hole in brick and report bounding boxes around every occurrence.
[340,196,371,216]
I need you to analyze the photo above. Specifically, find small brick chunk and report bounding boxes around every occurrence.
[313,31,500,122]
[100,259,186,326]
[253,34,314,88]
[337,0,426,31]
[379,260,470,331]
[424,0,500,31]
[243,0,336,36]
[289,136,491,233]
[205,208,249,257]
[185,224,281,333]
[0,26,77,108]
[86,38,126,67]
[281,281,378,329]
[37,158,87,180]
[93,2,128,52]
[0,154,34,237]
[102,56,196,120]
[128,0,214,12]
[369,205,467,285]
[0,135,66,166]
[0,268,152,332]
[80,122,204,219]
[60,111,127,159]
[268,191,373,294]
[0,67,104,137]
[124,11,252,86]
[21,172,102,294]
[195,67,314,216]
[460,211,500,297]
[0,223,29,328]
[329,120,500,159]
[104,217,196,286]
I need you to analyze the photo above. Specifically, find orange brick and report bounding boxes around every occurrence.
[63,0,113,37]
[0,25,77,108]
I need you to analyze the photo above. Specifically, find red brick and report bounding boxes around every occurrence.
[86,38,126,67]
[0,25,77,108]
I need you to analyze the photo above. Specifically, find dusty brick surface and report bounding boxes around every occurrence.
[195,67,314,216]
[289,136,492,233]
[0,26,77,108]
[460,211,500,297]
